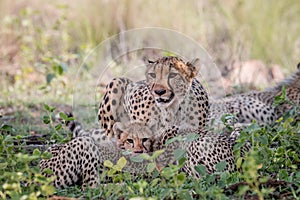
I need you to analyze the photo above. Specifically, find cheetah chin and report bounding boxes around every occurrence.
[155,93,175,107]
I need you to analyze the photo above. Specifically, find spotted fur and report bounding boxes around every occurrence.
[209,64,300,126]
[98,56,209,138]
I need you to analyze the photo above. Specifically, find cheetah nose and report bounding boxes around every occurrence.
[154,89,166,96]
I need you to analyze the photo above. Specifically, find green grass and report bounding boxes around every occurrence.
[1,106,299,199]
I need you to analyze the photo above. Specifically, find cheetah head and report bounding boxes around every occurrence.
[146,56,200,107]
[113,122,156,154]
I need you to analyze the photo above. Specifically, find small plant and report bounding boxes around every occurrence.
[42,103,73,144]
[0,135,56,199]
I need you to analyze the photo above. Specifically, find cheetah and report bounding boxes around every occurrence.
[209,63,300,126]
[39,122,157,189]
[98,56,209,138]
[58,111,157,152]
[40,121,248,188]
[114,122,251,177]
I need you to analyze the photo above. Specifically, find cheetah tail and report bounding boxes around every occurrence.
[55,112,83,138]
[266,63,300,94]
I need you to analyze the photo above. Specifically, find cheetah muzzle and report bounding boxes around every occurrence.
[155,92,175,105]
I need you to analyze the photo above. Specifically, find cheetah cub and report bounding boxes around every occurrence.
[39,122,157,189]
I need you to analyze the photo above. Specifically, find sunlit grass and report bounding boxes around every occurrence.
[0,0,299,104]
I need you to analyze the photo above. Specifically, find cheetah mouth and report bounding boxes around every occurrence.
[156,93,175,105]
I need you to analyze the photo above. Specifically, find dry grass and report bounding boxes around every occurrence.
[0,0,299,104]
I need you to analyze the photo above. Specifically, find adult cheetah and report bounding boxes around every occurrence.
[209,63,300,126]
[98,56,209,138]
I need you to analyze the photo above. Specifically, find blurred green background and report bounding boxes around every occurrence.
[1,0,300,104]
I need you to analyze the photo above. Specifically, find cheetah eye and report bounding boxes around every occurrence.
[127,139,134,144]
[142,138,148,143]
[168,73,178,78]
[148,73,156,78]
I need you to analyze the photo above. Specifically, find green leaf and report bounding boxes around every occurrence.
[151,149,164,159]
[164,135,182,146]
[55,124,62,131]
[215,161,227,172]
[43,116,50,124]
[181,191,193,200]
[115,157,127,171]
[236,157,243,169]
[176,172,186,183]
[41,151,53,159]
[43,104,56,112]
[195,165,207,176]
[0,124,13,132]
[0,162,8,169]
[42,168,53,175]
[46,73,56,84]
[104,160,114,168]
[107,169,117,177]
[174,149,186,160]
[139,153,151,160]
[121,150,132,156]
[57,65,64,75]
[184,133,200,142]
[150,178,160,187]
[32,149,41,156]
[41,185,56,196]
[59,112,68,121]
[273,85,288,106]
[258,135,268,145]
[147,162,156,173]
[43,104,51,111]
[237,185,250,196]
[178,157,187,167]
[130,155,144,163]
[16,134,23,140]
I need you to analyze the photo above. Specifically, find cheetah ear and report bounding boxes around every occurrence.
[186,58,201,78]
[113,122,126,139]
[143,57,155,66]
[147,59,155,64]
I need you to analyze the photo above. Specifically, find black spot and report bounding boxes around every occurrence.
[107,105,111,112]
[263,110,267,115]
[109,82,114,88]
[104,96,109,104]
